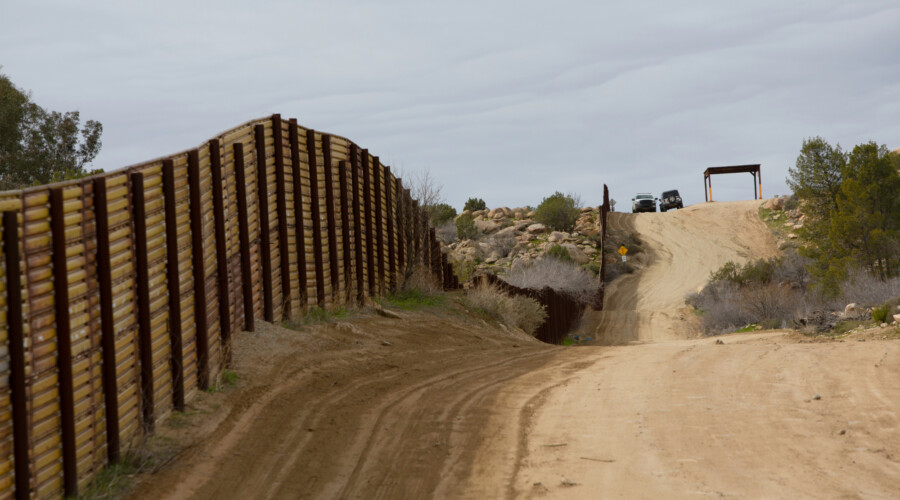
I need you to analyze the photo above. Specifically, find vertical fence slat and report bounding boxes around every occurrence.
[254,124,274,321]
[362,150,375,298]
[92,178,121,462]
[322,135,339,302]
[162,161,186,409]
[289,119,307,309]
[50,188,77,497]
[234,143,254,332]
[4,211,29,500]
[351,145,365,304]
[338,161,352,303]
[307,129,326,306]
[373,157,384,295]
[385,167,395,292]
[130,173,155,431]
[272,115,291,317]
[395,177,405,280]
[188,151,210,390]
[210,141,232,349]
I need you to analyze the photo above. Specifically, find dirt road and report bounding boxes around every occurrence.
[130,201,900,499]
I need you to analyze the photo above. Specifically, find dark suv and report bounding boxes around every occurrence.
[659,190,683,212]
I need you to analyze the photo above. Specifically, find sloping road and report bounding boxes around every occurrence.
[130,201,900,499]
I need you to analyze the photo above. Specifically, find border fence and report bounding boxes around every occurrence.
[0,114,459,498]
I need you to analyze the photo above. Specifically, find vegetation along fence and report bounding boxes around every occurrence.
[473,184,611,345]
[0,114,460,499]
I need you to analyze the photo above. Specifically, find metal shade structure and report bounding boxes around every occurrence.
[703,164,762,201]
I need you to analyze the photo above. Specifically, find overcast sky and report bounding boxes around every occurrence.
[2,0,898,210]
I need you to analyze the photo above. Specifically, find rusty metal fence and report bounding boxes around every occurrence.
[0,114,456,499]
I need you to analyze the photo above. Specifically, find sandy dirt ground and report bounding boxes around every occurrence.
[128,201,900,499]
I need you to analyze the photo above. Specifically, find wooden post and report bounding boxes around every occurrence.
[209,140,231,347]
[350,145,365,304]
[338,161,352,302]
[130,173,155,429]
[93,177,122,459]
[412,200,421,267]
[306,129,326,306]
[255,124,274,321]
[4,211,30,500]
[289,119,308,308]
[234,143,254,332]
[161,161,185,408]
[374,157,384,295]
[362,150,376,297]
[50,188,78,497]
[323,135,340,302]
[385,166,396,292]
[188,150,210,390]
[272,114,291,317]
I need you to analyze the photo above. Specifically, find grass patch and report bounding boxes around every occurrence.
[561,337,575,346]
[79,436,180,499]
[380,289,445,310]
[285,306,350,329]
[734,323,758,333]
[831,319,867,336]
[207,370,239,393]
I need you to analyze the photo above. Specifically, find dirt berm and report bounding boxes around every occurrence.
[129,200,900,499]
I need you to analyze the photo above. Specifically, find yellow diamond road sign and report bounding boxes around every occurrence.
[618,245,628,256]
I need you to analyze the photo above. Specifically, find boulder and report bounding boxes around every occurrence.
[548,231,569,243]
[474,219,500,234]
[764,197,786,210]
[491,211,505,220]
[843,303,859,318]
[563,244,590,264]
[514,221,531,231]
[893,314,900,323]
[496,225,519,238]
[527,223,547,234]
[580,206,594,213]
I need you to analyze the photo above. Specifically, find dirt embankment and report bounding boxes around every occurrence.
[128,200,900,499]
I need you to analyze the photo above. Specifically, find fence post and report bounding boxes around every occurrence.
[374,157,385,296]
[209,140,231,349]
[323,135,340,302]
[289,119,307,309]
[362,150,375,298]
[395,178,405,279]
[161,160,186,408]
[350,145,365,304]
[272,114,291,318]
[254,124,274,321]
[412,200,420,267]
[306,129,326,306]
[385,167,396,292]
[338,161,352,303]
[50,187,78,497]
[188,151,210,390]
[92,177,122,460]
[4,211,30,500]
[234,143,255,331]
[130,173,155,429]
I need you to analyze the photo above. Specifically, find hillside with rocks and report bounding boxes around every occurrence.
[442,206,606,279]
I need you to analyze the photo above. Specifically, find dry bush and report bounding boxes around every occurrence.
[399,263,441,295]
[435,220,457,244]
[825,268,900,309]
[465,283,547,336]
[482,232,517,257]
[688,281,803,334]
[503,257,599,302]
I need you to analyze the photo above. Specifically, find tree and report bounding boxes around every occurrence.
[787,137,845,220]
[533,191,581,232]
[463,197,486,212]
[0,71,103,190]
[804,141,900,295]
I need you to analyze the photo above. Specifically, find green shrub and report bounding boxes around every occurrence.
[873,304,890,323]
[547,244,572,262]
[464,197,487,212]
[456,213,478,240]
[534,191,580,231]
[428,203,457,226]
